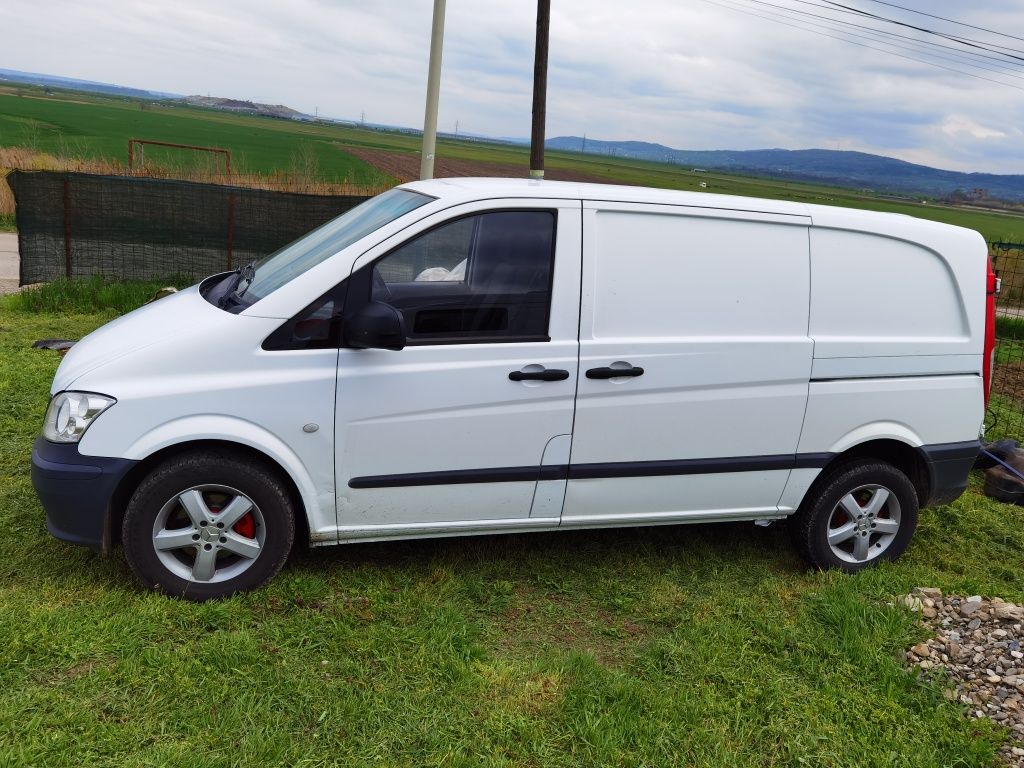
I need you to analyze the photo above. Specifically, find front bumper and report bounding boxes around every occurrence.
[31,436,138,552]
[919,440,981,507]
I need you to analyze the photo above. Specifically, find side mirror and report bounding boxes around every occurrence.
[344,302,405,351]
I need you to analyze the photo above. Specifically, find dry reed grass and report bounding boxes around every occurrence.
[0,146,391,218]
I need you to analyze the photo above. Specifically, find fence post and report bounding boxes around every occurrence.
[62,177,72,279]
[226,193,235,271]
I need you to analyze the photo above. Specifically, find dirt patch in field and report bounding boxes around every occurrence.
[342,146,614,185]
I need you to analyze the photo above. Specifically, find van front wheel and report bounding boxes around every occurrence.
[795,460,918,572]
[123,449,295,600]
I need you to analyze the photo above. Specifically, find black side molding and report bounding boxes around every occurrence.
[348,464,568,489]
[565,453,831,480]
[347,443,981,502]
[348,452,836,489]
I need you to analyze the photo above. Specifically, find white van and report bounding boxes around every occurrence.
[32,179,991,600]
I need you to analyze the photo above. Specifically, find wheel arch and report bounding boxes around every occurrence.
[107,439,311,553]
[815,438,931,508]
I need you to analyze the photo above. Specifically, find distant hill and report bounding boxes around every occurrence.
[181,95,303,120]
[547,137,1024,203]
[0,69,304,120]
[0,68,175,100]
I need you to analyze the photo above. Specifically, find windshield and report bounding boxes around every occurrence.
[239,188,434,303]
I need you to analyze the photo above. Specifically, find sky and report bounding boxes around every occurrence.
[4,0,1024,173]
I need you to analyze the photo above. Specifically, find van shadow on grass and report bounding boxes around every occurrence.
[290,517,804,577]
[283,520,813,668]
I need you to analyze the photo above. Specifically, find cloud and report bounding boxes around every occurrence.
[3,0,1024,172]
[940,115,1008,141]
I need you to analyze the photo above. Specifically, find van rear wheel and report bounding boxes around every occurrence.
[794,460,918,572]
[123,449,295,601]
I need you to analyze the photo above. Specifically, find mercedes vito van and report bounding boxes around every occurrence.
[32,179,991,600]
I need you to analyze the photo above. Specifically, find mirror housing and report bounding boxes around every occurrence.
[344,302,405,351]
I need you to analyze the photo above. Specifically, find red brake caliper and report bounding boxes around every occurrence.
[233,513,256,539]
[208,505,256,539]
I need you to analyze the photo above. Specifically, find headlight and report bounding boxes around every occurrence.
[43,392,116,444]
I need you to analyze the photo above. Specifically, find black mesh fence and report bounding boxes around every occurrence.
[9,171,370,284]
[991,241,1024,440]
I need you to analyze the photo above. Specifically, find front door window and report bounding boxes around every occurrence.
[370,210,557,344]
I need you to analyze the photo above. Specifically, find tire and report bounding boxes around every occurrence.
[794,460,918,573]
[123,449,296,601]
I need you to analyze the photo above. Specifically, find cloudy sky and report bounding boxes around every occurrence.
[5,0,1024,173]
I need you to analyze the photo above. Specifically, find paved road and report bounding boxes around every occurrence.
[0,232,18,295]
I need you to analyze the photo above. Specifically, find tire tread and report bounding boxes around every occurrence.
[793,459,918,572]
[123,448,295,600]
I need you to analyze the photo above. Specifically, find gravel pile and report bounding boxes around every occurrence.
[901,588,1024,766]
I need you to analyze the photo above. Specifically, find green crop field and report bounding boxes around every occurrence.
[2,84,1024,244]
[0,87,391,186]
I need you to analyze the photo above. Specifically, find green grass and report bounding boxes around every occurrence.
[3,85,1024,242]
[0,212,14,231]
[996,316,1024,341]
[0,294,1023,765]
[8,276,195,315]
[986,392,1024,442]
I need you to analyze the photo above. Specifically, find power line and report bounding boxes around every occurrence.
[697,0,1024,91]
[778,0,1024,56]
[724,0,1024,81]
[820,1,1024,61]
[852,0,1024,45]
[731,0,1024,73]
[743,0,1024,63]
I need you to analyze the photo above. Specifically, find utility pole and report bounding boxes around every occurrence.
[529,0,551,180]
[420,0,447,180]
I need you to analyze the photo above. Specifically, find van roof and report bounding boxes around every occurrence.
[401,176,811,217]
[400,177,982,244]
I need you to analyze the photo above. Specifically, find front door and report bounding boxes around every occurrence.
[335,200,582,538]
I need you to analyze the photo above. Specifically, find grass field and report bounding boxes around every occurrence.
[1,290,1023,766]
[0,87,391,186]
[2,85,1024,243]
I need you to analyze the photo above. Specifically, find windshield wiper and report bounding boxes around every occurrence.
[215,260,257,310]
[211,262,256,309]
[233,260,257,300]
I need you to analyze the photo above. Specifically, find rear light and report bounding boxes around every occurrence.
[983,258,998,407]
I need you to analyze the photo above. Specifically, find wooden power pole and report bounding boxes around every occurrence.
[529,0,551,180]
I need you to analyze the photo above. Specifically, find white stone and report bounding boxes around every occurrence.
[992,603,1024,621]
[900,595,924,612]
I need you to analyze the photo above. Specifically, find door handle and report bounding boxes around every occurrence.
[586,365,645,379]
[509,368,570,382]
